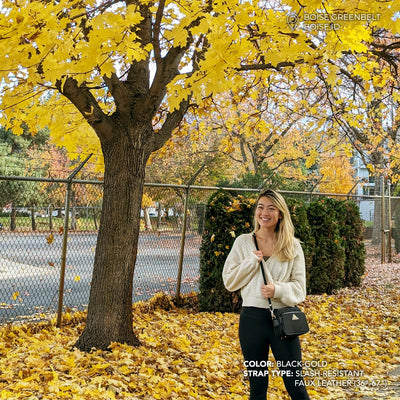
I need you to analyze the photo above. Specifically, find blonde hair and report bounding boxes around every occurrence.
[253,189,295,261]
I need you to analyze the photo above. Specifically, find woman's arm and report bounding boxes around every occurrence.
[272,241,307,307]
[222,235,260,292]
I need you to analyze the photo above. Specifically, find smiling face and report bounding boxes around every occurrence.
[255,196,281,231]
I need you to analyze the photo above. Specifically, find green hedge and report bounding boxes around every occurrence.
[199,191,366,312]
[286,198,315,292]
[306,198,346,294]
[332,199,366,287]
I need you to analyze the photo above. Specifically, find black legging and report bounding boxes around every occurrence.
[239,306,310,400]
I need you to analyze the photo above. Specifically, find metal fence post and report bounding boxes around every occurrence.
[56,154,92,328]
[381,176,386,264]
[388,180,392,263]
[175,164,205,305]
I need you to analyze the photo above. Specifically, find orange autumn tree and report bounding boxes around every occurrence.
[1,0,399,351]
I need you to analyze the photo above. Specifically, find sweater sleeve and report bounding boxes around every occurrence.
[273,240,307,307]
[222,235,260,292]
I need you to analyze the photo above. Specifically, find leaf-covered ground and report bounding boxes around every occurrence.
[1,245,399,400]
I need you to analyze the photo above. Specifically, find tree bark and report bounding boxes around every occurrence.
[30,208,37,231]
[144,208,152,231]
[10,206,16,231]
[74,130,151,351]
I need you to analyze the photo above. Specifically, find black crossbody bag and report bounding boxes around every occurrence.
[253,233,309,340]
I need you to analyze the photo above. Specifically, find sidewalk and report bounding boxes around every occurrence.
[360,366,400,399]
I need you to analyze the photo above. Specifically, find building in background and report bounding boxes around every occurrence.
[352,155,375,222]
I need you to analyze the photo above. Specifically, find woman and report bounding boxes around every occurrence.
[223,189,310,400]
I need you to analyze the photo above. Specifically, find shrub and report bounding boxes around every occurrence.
[198,190,254,313]
[306,198,346,294]
[199,191,366,311]
[330,198,366,287]
[286,198,315,292]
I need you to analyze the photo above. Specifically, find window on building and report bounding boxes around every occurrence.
[363,187,375,196]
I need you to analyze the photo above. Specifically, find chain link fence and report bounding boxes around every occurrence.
[0,175,397,324]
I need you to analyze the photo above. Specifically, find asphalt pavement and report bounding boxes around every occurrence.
[0,231,200,323]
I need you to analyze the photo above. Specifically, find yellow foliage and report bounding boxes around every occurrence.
[46,233,54,245]
[0,0,399,164]
[319,153,356,194]
[1,254,400,400]
[11,292,20,301]
[306,149,318,169]
[141,193,154,208]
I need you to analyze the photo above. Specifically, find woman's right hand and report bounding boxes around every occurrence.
[253,250,263,262]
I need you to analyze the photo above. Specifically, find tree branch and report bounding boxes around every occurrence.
[152,98,191,152]
[57,77,115,144]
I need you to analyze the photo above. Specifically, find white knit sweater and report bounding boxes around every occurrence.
[222,233,307,309]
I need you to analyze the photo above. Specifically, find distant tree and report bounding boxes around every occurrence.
[0,127,47,230]
[318,153,356,194]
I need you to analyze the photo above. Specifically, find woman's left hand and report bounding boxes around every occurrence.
[261,283,275,298]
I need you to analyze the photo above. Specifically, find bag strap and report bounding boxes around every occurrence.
[252,233,275,318]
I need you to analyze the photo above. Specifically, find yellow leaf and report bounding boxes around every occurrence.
[46,233,54,244]
[84,105,94,116]
[12,291,20,300]
[88,363,111,374]
[366,164,375,172]
[305,149,318,168]
[101,62,115,78]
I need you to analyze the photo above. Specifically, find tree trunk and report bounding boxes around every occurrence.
[156,202,162,230]
[10,206,16,231]
[144,208,152,230]
[74,133,149,351]
[30,208,37,231]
